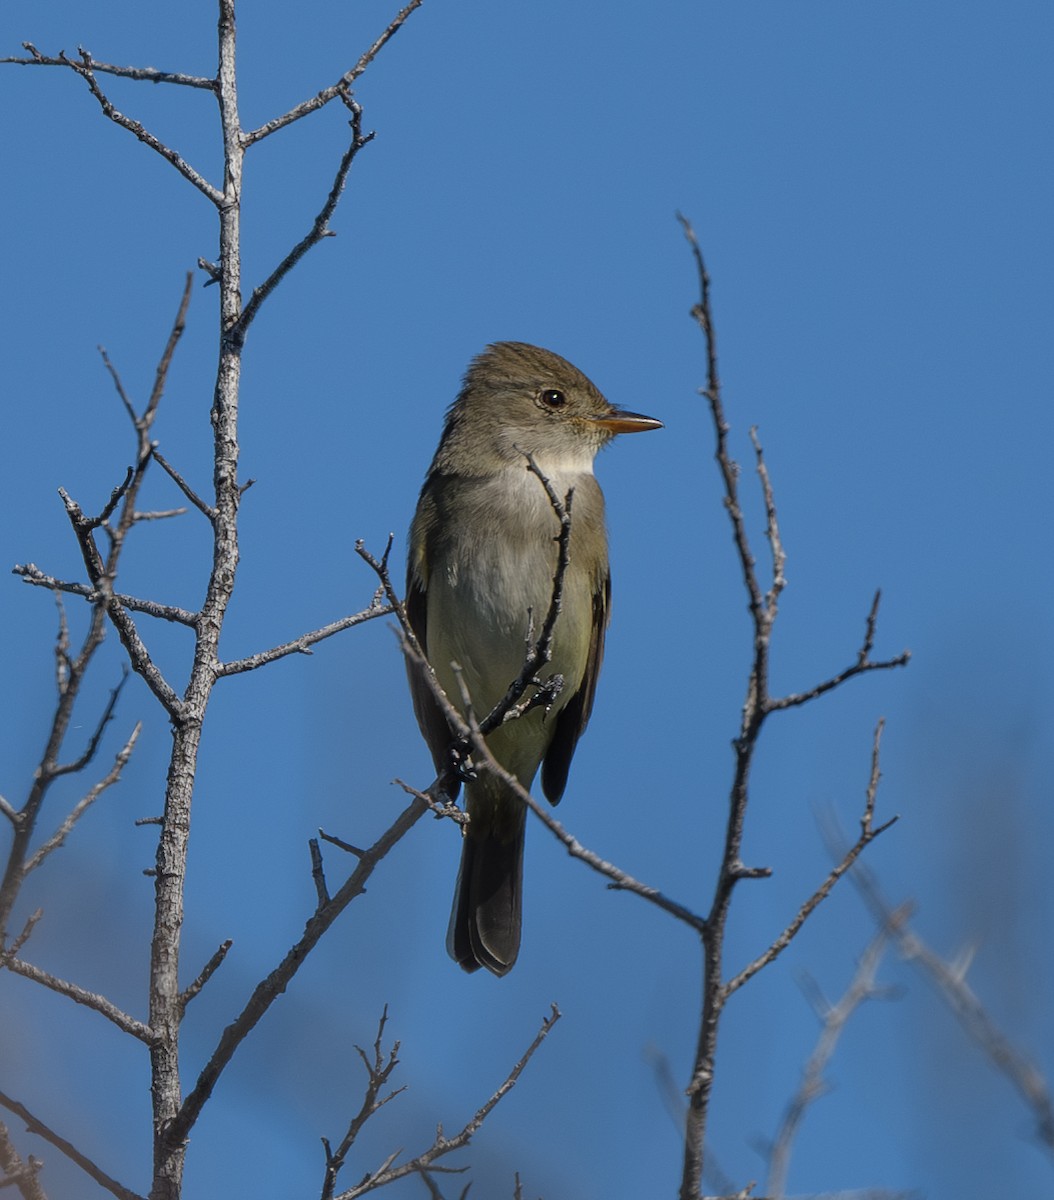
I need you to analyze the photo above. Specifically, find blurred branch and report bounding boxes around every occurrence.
[765,921,903,1198]
[824,822,1054,1159]
[25,720,141,874]
[416,1171,472,1200]
[0,1121,45,1200]
[0,1093,144,1200]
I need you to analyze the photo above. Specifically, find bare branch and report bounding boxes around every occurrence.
[132,507,187,522]
[26,722,141,874]
[148,447,216,521]
[723,723,897,998]
[393,779,469,828]
[2,42,214,89]
[318,829,367,858]
[98,345,138,426]
[51,48,222,202]
[51,670,129,778]
[414,615,708,937]
[310,838,331,906]
[52,589,72,695]
[0,1093,145,1200]
[57,488,182,716]
[167,793,430,1148]
[675,214,907,1200]
[179,940,233,1011]
[5,912,41,961]
[0,952,154,1043]
[143,272,193,426]
[238,91,375,334]
[767,592,911,713]
[749,426,786,614]
[678,212,764,627]
[337,1005,561,1199]
[217,599,394,676]
[242,0,426,146]
[321,1007,406,1200]
[13,563,198,625]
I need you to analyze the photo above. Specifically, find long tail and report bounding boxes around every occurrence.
[446,786,526,976]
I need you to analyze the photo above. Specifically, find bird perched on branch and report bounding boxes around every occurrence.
[406,342,661,975]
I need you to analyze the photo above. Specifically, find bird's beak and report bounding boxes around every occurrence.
[589,407,664,435]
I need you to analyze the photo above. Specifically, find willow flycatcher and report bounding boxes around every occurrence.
[406,342,661,975]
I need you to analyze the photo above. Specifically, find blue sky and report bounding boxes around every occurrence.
[2,3,1053,1198]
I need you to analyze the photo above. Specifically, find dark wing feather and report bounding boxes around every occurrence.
[540,573,610,804]
[405,525,460,789]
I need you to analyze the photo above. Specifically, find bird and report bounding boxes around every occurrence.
[406,342,662,975]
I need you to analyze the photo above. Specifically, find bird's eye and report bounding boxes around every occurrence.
[539,389,566,409]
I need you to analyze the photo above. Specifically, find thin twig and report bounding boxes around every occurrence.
[393,779,470,827]
[675,212,908,1200]
[57,489,182,715]
[14,563,199,626]
[25,722,141,874]
[50,671,129,778]
[723,723,897,998]
[167,794,430,1148]
[321,1007,406,1200]
[767,593,911,713]
[310,839,330,906]
[57,49,222,203]
[242,0,426,145]
[338,1005,561,1199]
[150,448,216,521]
[132,508,187,522]
[98,346,137,425]
[2,42,214,89]
[238,91,375,335]
[217,600,394,676]
[179,940,233,1011]
[749,426,786,616]
[389,620,708,931]
[143,273,193,426]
